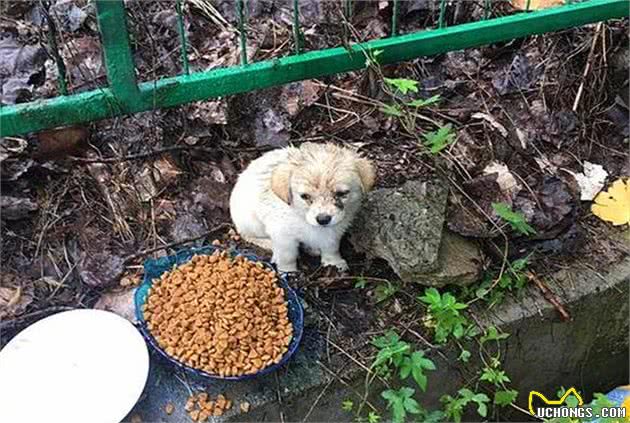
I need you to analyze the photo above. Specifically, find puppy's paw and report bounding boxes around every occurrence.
[271,255,298,273]
[321,257,349,272]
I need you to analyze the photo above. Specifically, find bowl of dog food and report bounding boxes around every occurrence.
[134,246,304,381]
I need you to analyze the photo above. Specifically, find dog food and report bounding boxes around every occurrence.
[185,392,233,421]
[143,250,293,377]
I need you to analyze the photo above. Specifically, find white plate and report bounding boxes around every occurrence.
[0,309,149,423]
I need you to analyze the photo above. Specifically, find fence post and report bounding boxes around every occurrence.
[94,0,142,112]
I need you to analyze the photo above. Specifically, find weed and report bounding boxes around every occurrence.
[492,202,536,236]
[382,387,423,423]
[441,388,490,423]
[374,281,399,303]
[418,288,470,343]
[422,124,456,154]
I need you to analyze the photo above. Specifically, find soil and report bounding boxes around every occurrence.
[1,1,628,417]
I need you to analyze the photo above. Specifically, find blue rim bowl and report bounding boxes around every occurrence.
[134,245,304,381]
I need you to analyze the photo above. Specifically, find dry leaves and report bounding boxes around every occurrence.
[591,178,630,226]
[512,0,564,10]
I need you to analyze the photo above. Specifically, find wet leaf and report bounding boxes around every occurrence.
[0,35,47,105]
[591,178,630,226]
[0,196,38,220]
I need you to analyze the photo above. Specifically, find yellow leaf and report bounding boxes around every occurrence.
[512,0,564,10]
[591,178,630,226]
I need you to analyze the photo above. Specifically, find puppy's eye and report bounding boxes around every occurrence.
[335,190,350,198]
[300,193,311,201]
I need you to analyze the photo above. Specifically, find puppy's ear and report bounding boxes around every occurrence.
[271,165,292,204]
[356,158,376,192]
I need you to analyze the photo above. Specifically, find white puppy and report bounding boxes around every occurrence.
[229,143,376,272]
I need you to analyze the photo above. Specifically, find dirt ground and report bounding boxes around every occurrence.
[1,0,629,395]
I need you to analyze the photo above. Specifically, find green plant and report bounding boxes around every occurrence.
[406,95,441,108]
[354,277,367,289]
[399,351,437,392]
[367,411,381,423]
[371,331,410,375]
[382,387,423,423]
[418,288,470,343]
[384,78,419,95]
[374,281,399,303]
[342,399,354,412]
[492,202,536,236]
[380,104,404,117]
[422,124,456,154]
[469,256,532,308]
[494,389,518,407]
[441,388,490,423]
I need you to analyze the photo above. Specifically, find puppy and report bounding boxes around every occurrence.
[229,143,375,273]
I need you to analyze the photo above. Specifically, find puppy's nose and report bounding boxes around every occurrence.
[316,214,332,226]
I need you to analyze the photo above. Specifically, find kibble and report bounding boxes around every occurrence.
[185,392,234,421]
[144,250,293,377]
[164,403,175,415]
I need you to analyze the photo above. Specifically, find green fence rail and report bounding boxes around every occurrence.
[0,0,628,138]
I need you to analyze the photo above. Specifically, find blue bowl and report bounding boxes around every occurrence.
[134,245,304,381]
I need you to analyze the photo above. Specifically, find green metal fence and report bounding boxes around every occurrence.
[0,0,628,138]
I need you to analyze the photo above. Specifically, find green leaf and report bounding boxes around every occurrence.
[492,202,536,236]
[480,367,511,385]
[476,401,488,418]
[384,78,419,95]
[367,412,381,423]
[494,390,518,406]
[371,331,400,349]
[422,124,456,155]
[406,94,441,108]
[403,397,423,415]
[372,343,410,369]
[354,278,367,289]
[380,104,403,117]
[382,389,408,423]
[419,288,441,305]
[480,326,510,344]
[342,400,354,412]
[374,281,398,303]
[458,349,471,363]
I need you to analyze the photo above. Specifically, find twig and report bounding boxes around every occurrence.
[69,145,220,163]
[123,223,231,264]
[0,306,75,332]
[572,23,603,112]
[527,271,571,322]
[301,378,334,422]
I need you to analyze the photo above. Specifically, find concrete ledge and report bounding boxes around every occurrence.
[127,252,630,422]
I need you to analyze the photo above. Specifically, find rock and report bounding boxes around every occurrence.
[414,230,482,287]
[78,251,125,288]
[348,179,449,281]
[0,196,38,220]
[349,179,482,286]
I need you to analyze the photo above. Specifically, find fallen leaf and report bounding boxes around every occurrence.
[0,196,38,220]
[472,113,508,137]
[483,162,522,199]
[567,161,608,201]
[0,35,47,105]
[591,178,630,226]
[0,273,34,320]
[512,0,563,10]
